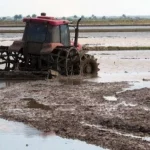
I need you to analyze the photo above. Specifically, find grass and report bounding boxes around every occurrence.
[0,21,25,27]
[1,19,150,26]
[74,19,150,26]
[0,30,24,33]
[83,46,150,51]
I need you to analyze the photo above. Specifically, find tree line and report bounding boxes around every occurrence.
[0,14,149,21]
[0,14,37,21]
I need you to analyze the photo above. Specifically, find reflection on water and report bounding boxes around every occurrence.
[0,119,105,150]
[0,81,6,88]
[0,80,24,89]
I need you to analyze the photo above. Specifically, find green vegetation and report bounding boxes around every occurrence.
[0,21,24,26]
[1,14,150,26]
[83,46,150,51]
[1,19,150,27]
[78,19,150,26]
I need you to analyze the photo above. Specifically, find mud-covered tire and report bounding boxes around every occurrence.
[80,54,99,76]
[56,47,80,76]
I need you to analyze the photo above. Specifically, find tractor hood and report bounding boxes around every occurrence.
[8,40,24,52]
[40,43,63,54]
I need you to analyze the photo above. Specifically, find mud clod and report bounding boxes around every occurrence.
[27,99,50,110]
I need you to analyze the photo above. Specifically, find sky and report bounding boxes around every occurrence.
[1,0,150,17]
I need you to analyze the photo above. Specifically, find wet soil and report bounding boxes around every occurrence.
[0,78,150,150]
[0,50,150,149]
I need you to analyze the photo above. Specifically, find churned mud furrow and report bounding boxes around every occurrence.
[0,80,150,150]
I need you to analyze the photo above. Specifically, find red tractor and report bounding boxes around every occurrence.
[0,13,98,78]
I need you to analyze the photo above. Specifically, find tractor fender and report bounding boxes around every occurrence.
[8,40,24,52]
[70,41,82,51]
[40,43,63,54]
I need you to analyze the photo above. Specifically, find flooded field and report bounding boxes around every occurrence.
[0,27,150,149]
[0,27,24,30]
[1,32,150,47]
[0,50,150,149]
[88,50,150,82]
[0,119,105,150]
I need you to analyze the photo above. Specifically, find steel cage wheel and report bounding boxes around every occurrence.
[80,54,99,76]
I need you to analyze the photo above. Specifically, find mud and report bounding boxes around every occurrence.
[0,78,150,150]
[0,71,51,80]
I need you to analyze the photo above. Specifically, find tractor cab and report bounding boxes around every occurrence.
[22,13,72,55]
[0,13,98,77]
[23,15,70,46]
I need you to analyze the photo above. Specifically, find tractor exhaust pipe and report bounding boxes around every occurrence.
[74,18,82,47]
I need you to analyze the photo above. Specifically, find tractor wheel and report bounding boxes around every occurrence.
[0,49,10,71]
[66,48,80,75]
[80,54,99,76]
[56,48,80,76]
[0,48,19,71]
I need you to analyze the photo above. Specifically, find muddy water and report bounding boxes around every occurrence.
[0,50,150,149]
[0,81,4,88]
[80,26,150,29]
[0,81,25,89]
[122,81,150,91]
[1,50,150,85]
[88,50,150,82]
[71,31,150,38]
[1,32,150,39]
[0,33,22,38]
[0,33,22,46]
[0,119,105,150]
[0,27,24,30]
[1,32,150,46]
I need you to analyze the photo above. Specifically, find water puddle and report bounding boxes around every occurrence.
[86,73,150,83]
[0,80,25,89]
[143,137,150,142]
[0,119,105,150]
[0,81,5,88]
[122,81,150,92]
[58,76,83,85]
[103,96,117,101]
